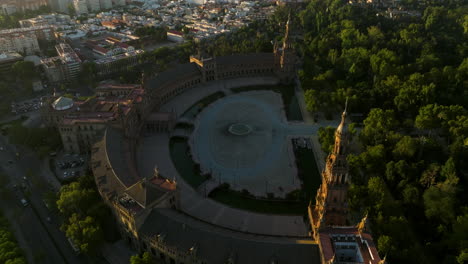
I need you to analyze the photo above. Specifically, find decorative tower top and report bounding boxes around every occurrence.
[282,12,293,50]
[336,97,348,136]
[357,212,368,233]
[333,98,348,155]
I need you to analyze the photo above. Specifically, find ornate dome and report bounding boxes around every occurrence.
[52,96,74,111]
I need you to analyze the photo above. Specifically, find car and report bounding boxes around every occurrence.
[20,198,28,207]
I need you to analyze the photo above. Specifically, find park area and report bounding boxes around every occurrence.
[1,117,62,158]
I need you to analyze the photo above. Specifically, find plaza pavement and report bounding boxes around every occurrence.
[137,77,341,238]
[138,133,310,237]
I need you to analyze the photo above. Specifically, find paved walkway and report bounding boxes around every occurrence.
[189,91,303,197]
[138,133,309,237]
[161,77,280,115]
[141,77,311,237]
[137,77,340,237]
[294,78,340,171]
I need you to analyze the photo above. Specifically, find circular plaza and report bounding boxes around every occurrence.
[189,91,313,197]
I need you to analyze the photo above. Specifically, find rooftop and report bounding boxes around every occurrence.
[0,52,23,62]
[139,209,320,264]
[318,227,382,264]
[52,96,74,111]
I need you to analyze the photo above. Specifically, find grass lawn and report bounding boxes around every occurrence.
[209,188,307,215]
[295,147,322,205]
[169,137,207,188]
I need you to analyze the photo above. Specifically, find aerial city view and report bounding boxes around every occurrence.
[0,0,466,263]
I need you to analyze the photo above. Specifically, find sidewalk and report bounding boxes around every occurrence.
[294,78,340,171]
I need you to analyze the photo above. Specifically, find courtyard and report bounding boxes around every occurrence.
[135,77,332,235]
[189,90,314,197]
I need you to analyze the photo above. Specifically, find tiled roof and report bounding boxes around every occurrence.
[215,53,274,65]
[139,209,320,264]
[145,63,201,89]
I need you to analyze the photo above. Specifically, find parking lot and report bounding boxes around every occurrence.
[54,154,87,182]
[11,96,49,115]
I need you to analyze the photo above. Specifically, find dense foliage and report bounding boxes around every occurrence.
[299,2,467,116]
[129,252,155,264]
[134,26,167,42]
[203,1,467,262]
[6,122,62,158]
[0,6,51,29]
[56,173,118,256]
[292,0,467,262]
[0,215,26,264]
[318,126,336,153]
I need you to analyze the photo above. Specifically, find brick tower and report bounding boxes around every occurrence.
[310,101,350,236]
[274,13,296,83]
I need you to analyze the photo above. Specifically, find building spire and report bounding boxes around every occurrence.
[336,97,348,136]
[357,212,368,233]
[283,12,291,49]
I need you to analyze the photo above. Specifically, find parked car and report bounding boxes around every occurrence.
[20,198,28,207]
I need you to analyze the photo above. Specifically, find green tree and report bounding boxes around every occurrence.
[419,163,440,189]
[370,49,399,78]
[304,89,320,112]
[359,144,386,174]
[57,182,97,217]
[129,252,155,264]
[423,158,459,225]
[392,136,419,160]
[377,235,394,256]
[367,177,386,211]
[63,214,103,255]
[402,184,420,205]
[0,216,26,264]
[67,3,76,16]
[360,108,398,145]
[79,62,97,85]
[318,126,336,153]
[394,73,436,114]
[11,61,36,80]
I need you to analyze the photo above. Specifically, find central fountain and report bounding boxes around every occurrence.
[228,123,253,136]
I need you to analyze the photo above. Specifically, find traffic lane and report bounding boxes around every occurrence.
[29,191,84,264]
[0,140,72,263]
[0,189,35,264]
[0,136,84,264]
[18,206,65,264]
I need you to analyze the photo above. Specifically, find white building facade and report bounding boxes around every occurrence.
[99,0,112,9]
[73,0,88,14]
